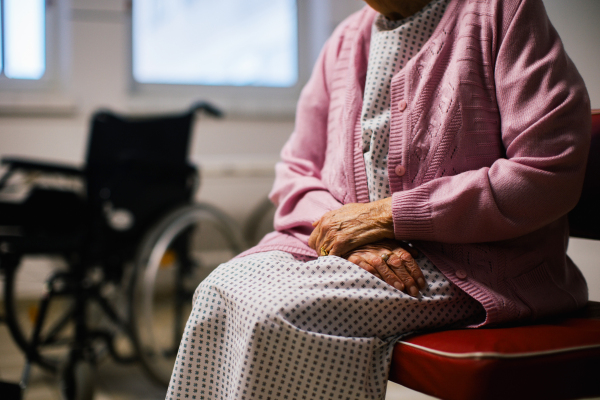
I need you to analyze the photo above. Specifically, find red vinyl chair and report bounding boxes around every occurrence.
[388,109,600,400]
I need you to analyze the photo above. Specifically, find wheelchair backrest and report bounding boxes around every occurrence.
[84,109,199,265]
[87,111,192,168]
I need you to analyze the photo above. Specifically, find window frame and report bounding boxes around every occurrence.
[126,0,323,116]
[0,0,60,92]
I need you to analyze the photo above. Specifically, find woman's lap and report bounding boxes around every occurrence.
[167,251,482,400]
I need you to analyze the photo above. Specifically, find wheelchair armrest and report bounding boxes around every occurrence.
[2,157,83,176]
[189,101,223,118]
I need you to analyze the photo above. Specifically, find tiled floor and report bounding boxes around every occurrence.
[0,316,435,400]
[0,325,167,400]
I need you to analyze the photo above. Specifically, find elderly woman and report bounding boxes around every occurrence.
[167,0,590,399]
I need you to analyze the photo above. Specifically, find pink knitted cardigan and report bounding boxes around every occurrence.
[240,0,591,326]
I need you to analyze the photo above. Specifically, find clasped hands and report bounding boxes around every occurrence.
[308,198,426,297]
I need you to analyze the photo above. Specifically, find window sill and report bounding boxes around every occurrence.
[0,93,78,117]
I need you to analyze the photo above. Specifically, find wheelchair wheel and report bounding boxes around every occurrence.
[130,203,246,386]
[2,257,74,372]
[2,256,133,375]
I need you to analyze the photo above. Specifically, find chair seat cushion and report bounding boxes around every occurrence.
[389,306,600,400]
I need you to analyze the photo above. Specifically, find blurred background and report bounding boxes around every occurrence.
[0,0,598,399]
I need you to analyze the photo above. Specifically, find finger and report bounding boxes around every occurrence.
[385,252,420,297]
[329,226,397,257]
[318,233,337,257]
[348,254,383,280]
[329,229,365,257]
[308,219,323,251]
[370,254,408,294]
[324,225,351,257]
[347,254,361,263]
[314,219,335,254]
[397,250,427,289]
[328,237,348,257]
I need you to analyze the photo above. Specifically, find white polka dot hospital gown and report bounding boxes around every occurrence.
[167,1,483,399]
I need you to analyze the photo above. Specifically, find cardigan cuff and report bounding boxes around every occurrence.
[392,185,435,240]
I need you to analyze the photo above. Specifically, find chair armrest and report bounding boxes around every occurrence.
[1,157,83,176]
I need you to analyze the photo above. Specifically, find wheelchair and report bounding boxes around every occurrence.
[0,103,246,399]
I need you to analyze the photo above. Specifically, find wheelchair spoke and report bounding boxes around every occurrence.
[39,303,76,346]
[3,263,64,371]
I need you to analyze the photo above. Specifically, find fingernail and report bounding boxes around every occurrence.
[409,286,419,297]
[418,278,426,289]
[394,282,403,291]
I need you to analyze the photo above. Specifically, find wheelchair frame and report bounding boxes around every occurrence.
[0,103,247,399]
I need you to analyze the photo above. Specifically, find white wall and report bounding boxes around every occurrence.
[0,0,365,219]
[0,0,598,300]
[543,0,600,108]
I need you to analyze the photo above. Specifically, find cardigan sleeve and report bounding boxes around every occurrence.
[269,38,344,245]
[392,0,591,244]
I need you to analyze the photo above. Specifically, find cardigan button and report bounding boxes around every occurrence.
[394,165,406,176]
[398,100,407,112]
[456,269,468,279]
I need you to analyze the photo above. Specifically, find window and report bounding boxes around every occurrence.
[132,0,298,88]
[129,1,366,115]
[0,0,73,116]
[129,0,323,115]
[0,0,46,80]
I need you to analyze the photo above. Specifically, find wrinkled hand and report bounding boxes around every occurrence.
[346,240,426,297]
[308,198,394,257]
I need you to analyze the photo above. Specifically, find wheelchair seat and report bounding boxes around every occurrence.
[0,188,86,253]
